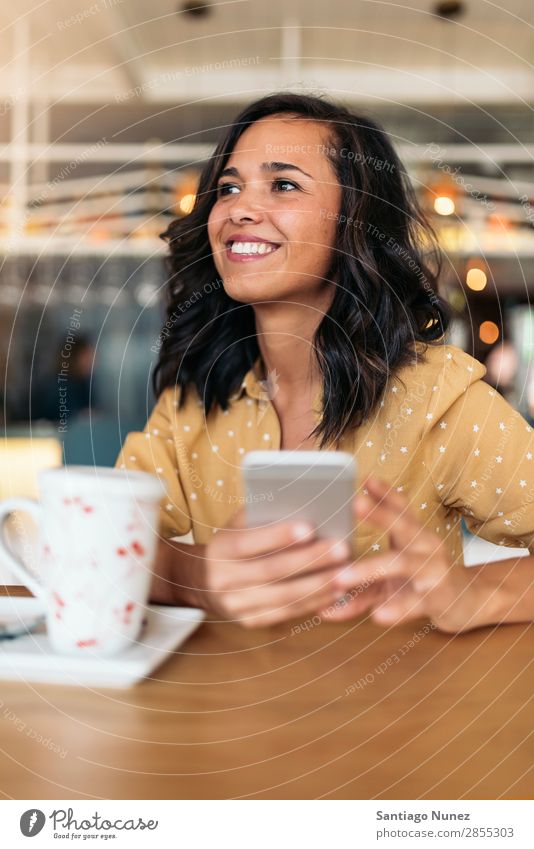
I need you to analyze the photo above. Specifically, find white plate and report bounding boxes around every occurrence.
[0,601,204,688]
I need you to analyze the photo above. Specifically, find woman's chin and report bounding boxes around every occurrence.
[222,277,288,305]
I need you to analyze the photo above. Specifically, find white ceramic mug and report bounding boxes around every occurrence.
[0,466,164,656]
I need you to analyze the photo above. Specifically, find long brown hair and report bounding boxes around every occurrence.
[154,92,451,447]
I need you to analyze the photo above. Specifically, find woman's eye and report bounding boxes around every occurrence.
[216,179,299,197]
[216,183,240,197]
[273,179,299,192]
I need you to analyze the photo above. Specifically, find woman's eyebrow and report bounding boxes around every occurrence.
[219,161,315,180]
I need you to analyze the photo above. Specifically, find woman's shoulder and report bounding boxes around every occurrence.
[151,383,206,429]
[399,340,486,388]
[389,341,489,421]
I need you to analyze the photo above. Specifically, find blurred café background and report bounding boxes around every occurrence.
[0,0,533,563]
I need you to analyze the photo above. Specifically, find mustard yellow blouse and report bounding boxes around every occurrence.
[116,342,534,565]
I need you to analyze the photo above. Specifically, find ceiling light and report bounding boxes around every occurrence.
[466,268,487,291]
[434,1,466,20]
[179,1,212,18]
[434,196,455,215]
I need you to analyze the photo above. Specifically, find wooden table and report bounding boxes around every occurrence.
[0,586,532,800]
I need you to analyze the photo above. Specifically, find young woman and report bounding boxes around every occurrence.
[117,92,534,632]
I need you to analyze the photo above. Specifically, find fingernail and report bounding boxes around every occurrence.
[335,565,355,586]
[331,541,351,561]
[292,523,313,540]
[338,564,368,585]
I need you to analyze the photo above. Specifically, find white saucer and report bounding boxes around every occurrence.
[0,600,204,688]
[0,595,46,638]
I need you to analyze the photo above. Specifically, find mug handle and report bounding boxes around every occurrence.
[0,498,45,599]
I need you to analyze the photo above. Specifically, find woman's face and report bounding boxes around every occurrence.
[207,115,342,305]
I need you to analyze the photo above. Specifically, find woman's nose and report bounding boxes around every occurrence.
[227,189,266,224]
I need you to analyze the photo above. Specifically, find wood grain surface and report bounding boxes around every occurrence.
[0,587,532,800]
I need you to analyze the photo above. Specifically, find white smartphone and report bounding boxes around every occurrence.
[242,450,356,545]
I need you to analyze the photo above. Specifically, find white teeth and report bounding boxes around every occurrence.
[229,241,277,255]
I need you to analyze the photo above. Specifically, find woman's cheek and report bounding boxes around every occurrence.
[207,208,221,241]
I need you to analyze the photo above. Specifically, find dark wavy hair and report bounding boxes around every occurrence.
[154,92,451,448]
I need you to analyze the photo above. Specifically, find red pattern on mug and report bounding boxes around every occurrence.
[123,601,135,625]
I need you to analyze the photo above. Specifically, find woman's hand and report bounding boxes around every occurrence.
[195,509,354,628]
[319,476,477,633]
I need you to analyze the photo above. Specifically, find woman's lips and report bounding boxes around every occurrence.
[224,242,281,263]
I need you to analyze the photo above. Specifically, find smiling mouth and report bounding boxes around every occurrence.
[225,240,281,257]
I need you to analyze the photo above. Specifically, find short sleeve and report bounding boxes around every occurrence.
[115,389,192,540]
[422,380,534,552]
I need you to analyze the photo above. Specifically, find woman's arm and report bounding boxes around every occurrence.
[460,553,534,629]
[150,538,206,607]
[319,476,534,632]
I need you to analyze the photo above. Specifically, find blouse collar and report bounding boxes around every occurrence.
[230,358,324,423]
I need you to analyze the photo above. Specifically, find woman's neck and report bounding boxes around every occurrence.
[252,299,330,396]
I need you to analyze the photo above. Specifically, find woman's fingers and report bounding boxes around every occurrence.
[354,475,436,553]
[217,517,316,560]
[337,546,446,595]
[318,580,386,622]
[318,576,414,623]
[370,580,427,626]
[233,569,350,628]
[371,601,424,627]
[355,476,422,543]
[209,537,352,593]
[250,537,351,584]
[227,506,247,529]
[216,474,455,630]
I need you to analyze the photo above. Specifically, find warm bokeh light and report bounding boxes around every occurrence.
[433,195,455,215]
[485,341,519,387]
[466,267,488,291]
[479,321,500,345]
[487,213,511,230]
[179,193,196,214]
